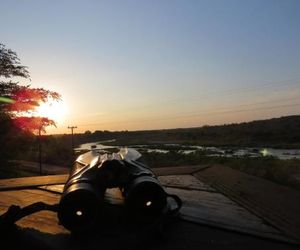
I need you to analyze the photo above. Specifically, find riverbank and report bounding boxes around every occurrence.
[3,149,299,191]
[74,141,300,190]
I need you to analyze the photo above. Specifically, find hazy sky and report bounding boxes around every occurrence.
[1,0,300,133]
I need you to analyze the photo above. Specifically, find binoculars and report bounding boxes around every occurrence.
[58,148,175,233]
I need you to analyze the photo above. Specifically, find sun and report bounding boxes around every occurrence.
[34,100,68,123]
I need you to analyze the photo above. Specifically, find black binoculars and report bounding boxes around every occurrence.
[58,148,177,233]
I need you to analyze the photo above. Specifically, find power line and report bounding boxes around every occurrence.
[141,96,300,119]
[70,77,300,120]
[73,94,300,127]
[67,77,300,129]
[75,102,300,127]
[200,77,300,98]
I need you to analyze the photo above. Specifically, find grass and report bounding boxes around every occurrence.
[140,151,300,190]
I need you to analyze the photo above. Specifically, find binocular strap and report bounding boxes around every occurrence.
[166,193,182,216]
[0,202,59,227]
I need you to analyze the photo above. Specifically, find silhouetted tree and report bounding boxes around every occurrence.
[0,43,61,164]
[0,43,60,132]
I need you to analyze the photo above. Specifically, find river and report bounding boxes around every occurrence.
[75,141,300,160]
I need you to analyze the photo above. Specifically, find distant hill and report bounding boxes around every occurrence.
[167,115,300,147]
[75,115,300,148]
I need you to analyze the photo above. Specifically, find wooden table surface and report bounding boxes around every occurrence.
[0,165,299,250]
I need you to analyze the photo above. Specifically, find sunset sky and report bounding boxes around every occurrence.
[1,0,300,134]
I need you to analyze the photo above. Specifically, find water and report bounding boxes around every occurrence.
[76,141,300,160]
[74,139,116,151]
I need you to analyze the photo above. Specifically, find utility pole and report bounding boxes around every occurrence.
[68,126,77,150]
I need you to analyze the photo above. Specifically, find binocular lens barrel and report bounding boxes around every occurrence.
[124,176,167,220]
[58,183,104,232]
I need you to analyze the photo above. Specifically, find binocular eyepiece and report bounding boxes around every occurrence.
[57,149,168,233]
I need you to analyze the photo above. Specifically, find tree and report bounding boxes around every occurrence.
[0,43,62,167]
[0,43,29,78]
[0,43,61,132]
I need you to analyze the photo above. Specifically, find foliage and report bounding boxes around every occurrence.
[0,43,60,132]
[14,134,75,167]
[13,116,56,133]
[0,43,29,78]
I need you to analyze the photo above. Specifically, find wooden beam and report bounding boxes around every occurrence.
[0,175,68,191]
[153,165,209,176]
[194,165,300,243]
[0,165,208,191]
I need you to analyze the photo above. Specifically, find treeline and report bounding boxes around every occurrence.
[74,115,300,148]
[1,132,74,166]
[2,115,300,170]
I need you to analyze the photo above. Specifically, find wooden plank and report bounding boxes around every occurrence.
[0,188,122,234]
[37,174,215,195]
[0,185,289,243]
[36,182,294,243]
[0,182,297,248]
[194,165,300,243]
[0,175,68,191]
[153,165,209,176]
[38,184,65,194]
[12,220,300,250]
[158,175,216,192]
[0,189,66,234]
[0,165,295,243]
[165,187,294,243]
[0,166,208,191]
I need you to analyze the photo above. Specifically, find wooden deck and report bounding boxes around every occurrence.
[195,165,300,242]
[0,165,299,250]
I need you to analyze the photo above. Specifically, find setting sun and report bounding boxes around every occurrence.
[34,100,68,122]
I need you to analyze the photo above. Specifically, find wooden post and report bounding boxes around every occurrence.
[38,127,42,175]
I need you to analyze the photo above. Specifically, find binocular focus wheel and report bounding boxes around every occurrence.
[58,186,103,233]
